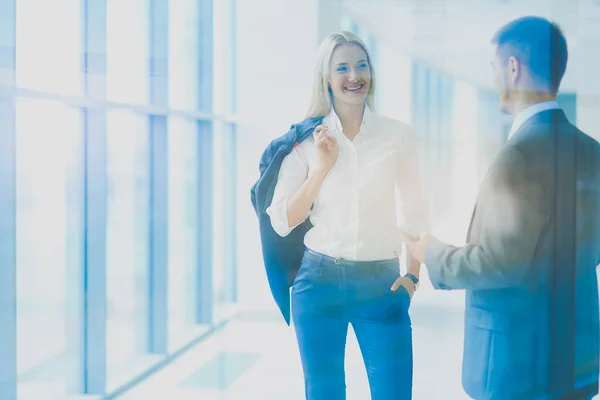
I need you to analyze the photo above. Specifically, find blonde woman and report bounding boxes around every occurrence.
[266,31,429,399]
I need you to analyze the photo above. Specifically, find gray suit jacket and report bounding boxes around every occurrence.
[426,109,600,399]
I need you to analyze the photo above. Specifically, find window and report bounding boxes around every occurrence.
[167,117,199,349]
[15,98,81,399]
[16,0,82,96]
[168,0,199,110]
[105,109,154,390]
[106,0,150,105]
[8,0,238,396]
[213,0,235,115]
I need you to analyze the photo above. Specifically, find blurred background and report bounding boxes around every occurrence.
[0,0,599,399]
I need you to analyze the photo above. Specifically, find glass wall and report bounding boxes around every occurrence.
[15,99,81,399]
[212,0,237,319]
[105,110,152,390]
[168,0,199,111]
[166,0,201,351]
[167,117,199,349]
[4,0,238,398]
[212,120,237,317]
[104,0,154,389]
[15,0,82,96]
[15,0,83,397]
[106,0,150,105]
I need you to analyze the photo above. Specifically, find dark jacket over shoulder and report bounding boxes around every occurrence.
[251,117,324,325]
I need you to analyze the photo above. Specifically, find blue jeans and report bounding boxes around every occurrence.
[292,248,413,400]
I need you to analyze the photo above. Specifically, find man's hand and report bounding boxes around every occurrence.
[400,232,436,264]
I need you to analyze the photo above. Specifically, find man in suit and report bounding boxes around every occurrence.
[403,16,600,400]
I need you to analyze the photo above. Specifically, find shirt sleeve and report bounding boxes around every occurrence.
[266,145,310,237]
[395,127,431,237]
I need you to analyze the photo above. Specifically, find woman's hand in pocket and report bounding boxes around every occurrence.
[390,276,415,300]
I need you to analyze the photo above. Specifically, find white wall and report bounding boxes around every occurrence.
[318,0,343,44]
[376,40,413,125]
[235,0,323,311]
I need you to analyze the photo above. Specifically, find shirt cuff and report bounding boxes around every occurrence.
[425,239,452,290]
[266,197,300,237]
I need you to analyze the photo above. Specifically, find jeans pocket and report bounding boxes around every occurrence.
[372,290,410,323]
[394,285,412,307]
[292,252,324,293]
[377,263,410,307]
[366,280,410,323]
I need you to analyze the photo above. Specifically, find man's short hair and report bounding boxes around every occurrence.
[491,16,568,93]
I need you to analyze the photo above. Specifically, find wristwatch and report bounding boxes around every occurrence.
[404,273,419,290]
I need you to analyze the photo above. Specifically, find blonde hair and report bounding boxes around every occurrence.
[306,31,376,119]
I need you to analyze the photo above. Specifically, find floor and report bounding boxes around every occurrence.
[113,291,471,400]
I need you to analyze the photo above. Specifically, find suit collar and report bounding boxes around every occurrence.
[508,108,568,143]
[508,101,560,139]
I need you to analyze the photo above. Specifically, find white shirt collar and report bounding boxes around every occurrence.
[324,104,373,135]
[508,100,560,139]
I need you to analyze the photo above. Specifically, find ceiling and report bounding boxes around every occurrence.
[342,0,600,92]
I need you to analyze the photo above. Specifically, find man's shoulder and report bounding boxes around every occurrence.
[521,118,600,158]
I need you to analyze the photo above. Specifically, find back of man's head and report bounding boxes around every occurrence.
[491,16,568,94]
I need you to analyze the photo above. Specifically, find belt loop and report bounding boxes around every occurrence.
[305,248,325,265]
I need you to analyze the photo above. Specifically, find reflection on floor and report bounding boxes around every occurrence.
[116,296,471,400]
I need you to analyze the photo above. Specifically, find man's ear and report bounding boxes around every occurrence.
[508,56,521,84]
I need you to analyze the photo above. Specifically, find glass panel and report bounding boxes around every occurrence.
[213,121,236,318]
[16,0,82,96]
[212,121,225,313]
[16,98,81,399]
[213,0,234,115]
[168,0,198,110]
[105,109,154,390]
[106,0,150,105]
[221,123,237,304]
[167,117,199,349]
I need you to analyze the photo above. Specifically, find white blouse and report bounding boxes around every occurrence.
[266,106,430,261]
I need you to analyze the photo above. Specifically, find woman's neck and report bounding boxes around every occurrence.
[333,101,365,139]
